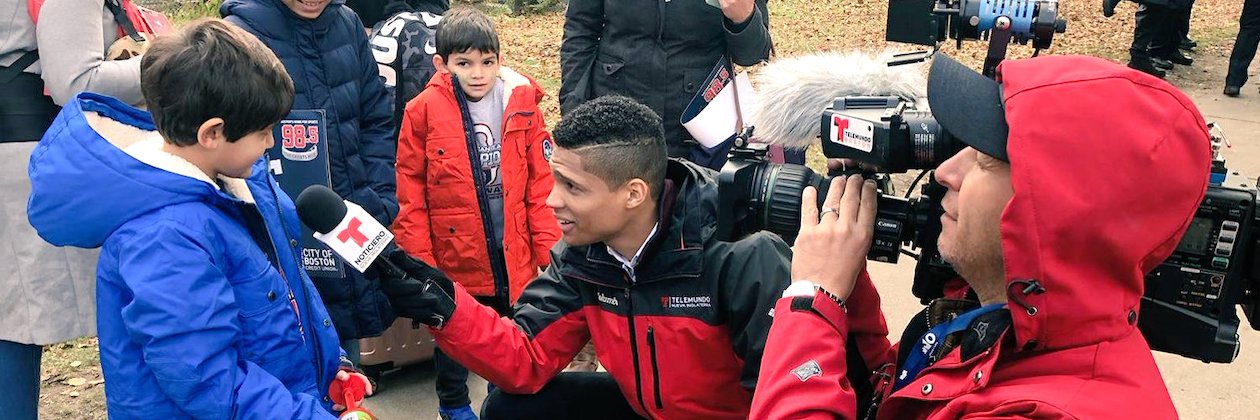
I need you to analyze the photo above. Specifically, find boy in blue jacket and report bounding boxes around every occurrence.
[221,0,399,362]
[26,19,369,418]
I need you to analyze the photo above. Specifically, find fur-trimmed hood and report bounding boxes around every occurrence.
[750,51,927,149]
[27,93,271,248]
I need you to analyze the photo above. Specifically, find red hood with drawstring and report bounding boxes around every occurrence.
[751,55,1211,419]
[998,56,1209,353]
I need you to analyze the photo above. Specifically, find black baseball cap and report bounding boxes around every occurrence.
[927,54,1011,162]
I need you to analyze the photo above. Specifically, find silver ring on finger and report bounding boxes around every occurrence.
[819,207,840,218]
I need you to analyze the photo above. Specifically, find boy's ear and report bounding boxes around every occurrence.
[624,178,650,210]
[433,55,448,73]
[197,118,227,149]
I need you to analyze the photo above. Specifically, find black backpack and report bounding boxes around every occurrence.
[369,5,443,137]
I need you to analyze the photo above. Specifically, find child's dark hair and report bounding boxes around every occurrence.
[553,96,667,199]
[140,19,294,146]
[434,6,500,58]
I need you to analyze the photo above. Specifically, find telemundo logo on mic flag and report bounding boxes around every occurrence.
[313,201,393,273]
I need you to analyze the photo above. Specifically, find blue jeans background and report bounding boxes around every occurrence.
[342,338,361,367]
[0,340,42,420]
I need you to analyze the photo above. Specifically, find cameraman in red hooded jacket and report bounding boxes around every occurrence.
[750,54,1210,419]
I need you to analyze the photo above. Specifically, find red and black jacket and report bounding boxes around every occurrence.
[430,159,792,419]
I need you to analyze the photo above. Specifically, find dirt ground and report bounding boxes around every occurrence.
[39,0,1259,418]
[38,338,106,419]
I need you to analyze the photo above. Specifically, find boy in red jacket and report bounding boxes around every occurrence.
[392,6,560,420]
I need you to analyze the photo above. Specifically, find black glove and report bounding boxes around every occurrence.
[375,249,457,328]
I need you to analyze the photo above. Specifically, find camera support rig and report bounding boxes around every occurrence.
[886,0,1066,76]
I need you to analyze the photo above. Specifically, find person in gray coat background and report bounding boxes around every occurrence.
[559,0,772,170]
[0,0,143,417]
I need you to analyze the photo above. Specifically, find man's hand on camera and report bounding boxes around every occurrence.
[376,249,456,328]
[791,175,878,301]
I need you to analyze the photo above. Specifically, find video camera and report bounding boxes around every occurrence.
[716,95,965,309]
[1140,126,1260,362]
[716,0,1259,363]
[717,96,957,262]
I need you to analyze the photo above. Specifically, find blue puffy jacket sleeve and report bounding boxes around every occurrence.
[116,221,337,419]
[353,19,399,226]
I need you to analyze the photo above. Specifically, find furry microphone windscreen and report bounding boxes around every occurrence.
[749,52,927,150]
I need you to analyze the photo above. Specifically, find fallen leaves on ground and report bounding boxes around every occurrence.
[41,1,1249,418]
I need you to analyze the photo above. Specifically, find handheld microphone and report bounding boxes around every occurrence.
[295,185,394,274]
[296,185,458,327]
[749,52,928,150]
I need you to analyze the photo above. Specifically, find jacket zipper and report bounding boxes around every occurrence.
[288,15,360,341]
[242,204,304,337]
[612,260,651,414]
[624,285,651,415]
[454,82,511,304]
[504,110,534,123]
[569,245,697,416]
[862,363,896,420]
[646,326,664,410]
[923,298,938,330]
[262,172,326,389]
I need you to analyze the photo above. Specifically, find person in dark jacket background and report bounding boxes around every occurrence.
[1225,0,1260,96]
[378,96,792,419]
[221,0,397,364]
[560,0,772,170]
[347,0,448,29]
[1114,0,1195,78]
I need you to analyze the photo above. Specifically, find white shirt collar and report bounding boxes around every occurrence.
[608,222,661,278]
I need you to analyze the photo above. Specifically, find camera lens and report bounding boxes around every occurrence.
[902,111,963,170]
[717,155,922,263]
[756,164,918,257]
[758,164,828,243]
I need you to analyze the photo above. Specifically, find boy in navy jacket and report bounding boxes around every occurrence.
[221,0,399,359]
